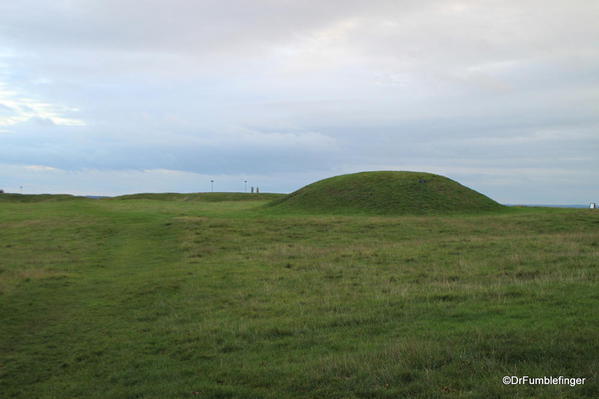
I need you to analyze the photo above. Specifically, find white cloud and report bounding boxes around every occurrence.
[0,82,85,126]
[24,164,59,171]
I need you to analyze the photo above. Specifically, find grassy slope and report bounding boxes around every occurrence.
[268,171,504,215]
[0,197,598,398]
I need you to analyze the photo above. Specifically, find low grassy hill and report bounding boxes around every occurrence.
[113,192,285,202]
[0,193,84,203]
[268,171,504,215]
[0,192,285,203]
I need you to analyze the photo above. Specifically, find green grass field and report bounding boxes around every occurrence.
[1,194,597,398]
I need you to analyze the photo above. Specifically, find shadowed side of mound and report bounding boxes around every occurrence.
[266,171,504,215]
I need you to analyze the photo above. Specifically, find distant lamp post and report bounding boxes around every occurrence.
[210,180,214,193]
[244,180,247,193]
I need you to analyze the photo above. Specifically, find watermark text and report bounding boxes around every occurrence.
[503,376,586,387]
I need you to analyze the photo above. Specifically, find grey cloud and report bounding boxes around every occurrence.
[0,1,597,201]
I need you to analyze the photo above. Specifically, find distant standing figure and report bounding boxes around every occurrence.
[251,187,254,193]
[256,187,260,193]
[591,203,597,209]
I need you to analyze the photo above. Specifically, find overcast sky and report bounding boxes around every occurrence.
[1,0,598,203]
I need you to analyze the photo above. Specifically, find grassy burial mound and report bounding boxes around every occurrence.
[269,171,504,215]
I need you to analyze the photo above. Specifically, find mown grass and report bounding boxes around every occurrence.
[0,195,597,398]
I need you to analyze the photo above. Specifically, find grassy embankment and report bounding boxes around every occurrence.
[0,193,597,398]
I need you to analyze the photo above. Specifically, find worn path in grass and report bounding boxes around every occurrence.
[1,196,598,398]
[0,201,174,394]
